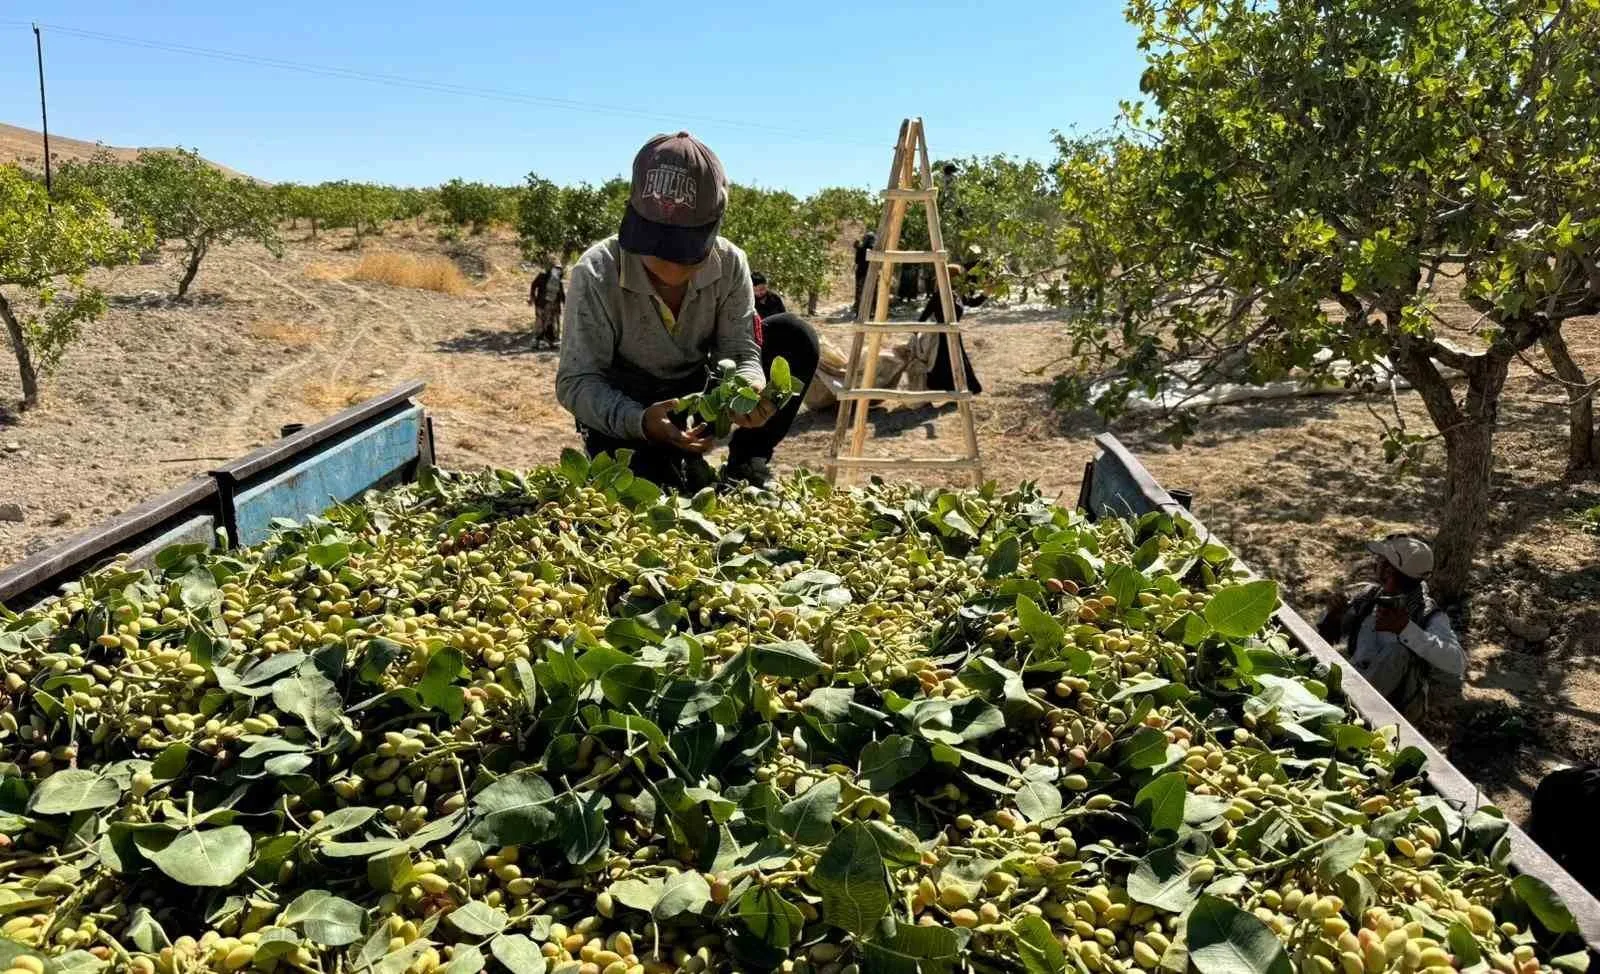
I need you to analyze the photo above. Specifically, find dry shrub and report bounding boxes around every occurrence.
[247,319,320,347]
[303,262,344,281]
[301,380,377,411]
[349,252,470,295]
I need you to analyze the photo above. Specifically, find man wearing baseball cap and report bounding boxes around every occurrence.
[1315,533,1465,717]
[555,132,819,491]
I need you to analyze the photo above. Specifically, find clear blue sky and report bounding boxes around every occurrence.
[2,4,1142,194]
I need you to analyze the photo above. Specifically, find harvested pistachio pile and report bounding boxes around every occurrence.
[0,455,1587,974]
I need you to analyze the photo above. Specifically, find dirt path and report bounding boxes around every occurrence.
[2,225,1597,822]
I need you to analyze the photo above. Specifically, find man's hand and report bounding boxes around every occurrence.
[1374,604,1409,634]
[643,400,713,454]
[732,394,778,430]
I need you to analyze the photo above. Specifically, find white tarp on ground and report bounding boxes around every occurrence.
[1089,350,1454,416]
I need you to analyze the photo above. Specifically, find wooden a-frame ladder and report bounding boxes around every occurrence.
[826,118,984,487]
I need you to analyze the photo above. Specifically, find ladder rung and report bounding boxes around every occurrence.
[882,187,937,200]
[867,249,948,264]
[829,456,981,468]
[836,389,974,404]
[850,321,963,334]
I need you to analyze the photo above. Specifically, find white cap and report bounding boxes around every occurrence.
[1366,534,1433,579]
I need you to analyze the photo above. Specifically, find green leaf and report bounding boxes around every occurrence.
[986,533,1022,579]
[607,878,665,914]
[471,771,557,847]
[1015,779,1064,824]
[271,666,346,739]
[306,805,379,839]
[151,743,191,780]
[653,871,712,920]
[737,886,803,948]
[770,356,793,393]
[280,889,366,946]
[813,821,890,936]
[1013,914,1068,974]
[1016,596,1064,652]
[490,934,548,974]
[749,641,826,678]
[27,770,122,815]
[1120,726,1172,770]
[1513,874,1578,934]
[1109,677,1172,702]
[1128,845,1200,913]
[1204,580,1279,639]
[417,648,467,722]
[862,924,967,974]
[137,826,253,888]
[779,777,841,844]
[52,949,106,974]
[1107,564,1148,611]
[600,664,658,711]
[1134,773,1187,833]
[1187,895,1293,974]
[1446,922,1482,968]
[1317,830,1368,882]
[448,901,509,937]
[558,448,590,485]
[1164,611,1211,647]
[439,945,485,974]
[554,791,610,864]
[860,736,926,792]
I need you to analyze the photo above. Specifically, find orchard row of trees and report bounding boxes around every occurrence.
[1005,0,1600,600]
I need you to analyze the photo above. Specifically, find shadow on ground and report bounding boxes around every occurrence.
[435,329,547,357]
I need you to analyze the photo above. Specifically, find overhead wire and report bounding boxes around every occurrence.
[24,22,895,152]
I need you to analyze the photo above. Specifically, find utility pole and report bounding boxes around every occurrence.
[33,23,53,199]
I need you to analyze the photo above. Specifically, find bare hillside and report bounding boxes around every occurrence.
[0,121,252,178]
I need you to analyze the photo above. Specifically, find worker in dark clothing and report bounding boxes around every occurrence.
[1531,764,1600,895]
[529,264,565,349]
[919,263,984,394]
[751,271,786,321]
[853,231,876,315]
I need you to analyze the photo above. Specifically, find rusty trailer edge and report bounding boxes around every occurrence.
[1082,432,1600,954]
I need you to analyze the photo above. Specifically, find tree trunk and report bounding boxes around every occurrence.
[807,290,819,316]
[1540,327,1598,475]
[1393,340,1509,603]
[309,217,318,240]
[176,239,208,299]
[0,291,40,409]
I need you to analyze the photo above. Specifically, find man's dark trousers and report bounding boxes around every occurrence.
[580,313,821,491]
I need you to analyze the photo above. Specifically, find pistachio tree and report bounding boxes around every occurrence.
[110,149,284,298]
[0,165,148,409]
[1045,0,1600,600]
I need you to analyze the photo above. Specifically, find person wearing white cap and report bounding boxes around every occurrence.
[1315,533,1465,717]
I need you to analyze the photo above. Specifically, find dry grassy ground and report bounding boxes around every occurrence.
[1,222,1596,822]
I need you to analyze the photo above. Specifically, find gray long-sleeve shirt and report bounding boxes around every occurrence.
[556,235,763,441]
[1348,610,1466,699]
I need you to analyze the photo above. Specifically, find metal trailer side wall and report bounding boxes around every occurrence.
[0,382,432,612]
[1081,432,1600,956]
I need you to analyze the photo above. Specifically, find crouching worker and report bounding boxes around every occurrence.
[1316,533,1466,719]
[557,131,819,492]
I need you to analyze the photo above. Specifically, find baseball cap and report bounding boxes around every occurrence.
[1366,533,1433,579]
[618,132,727,265]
